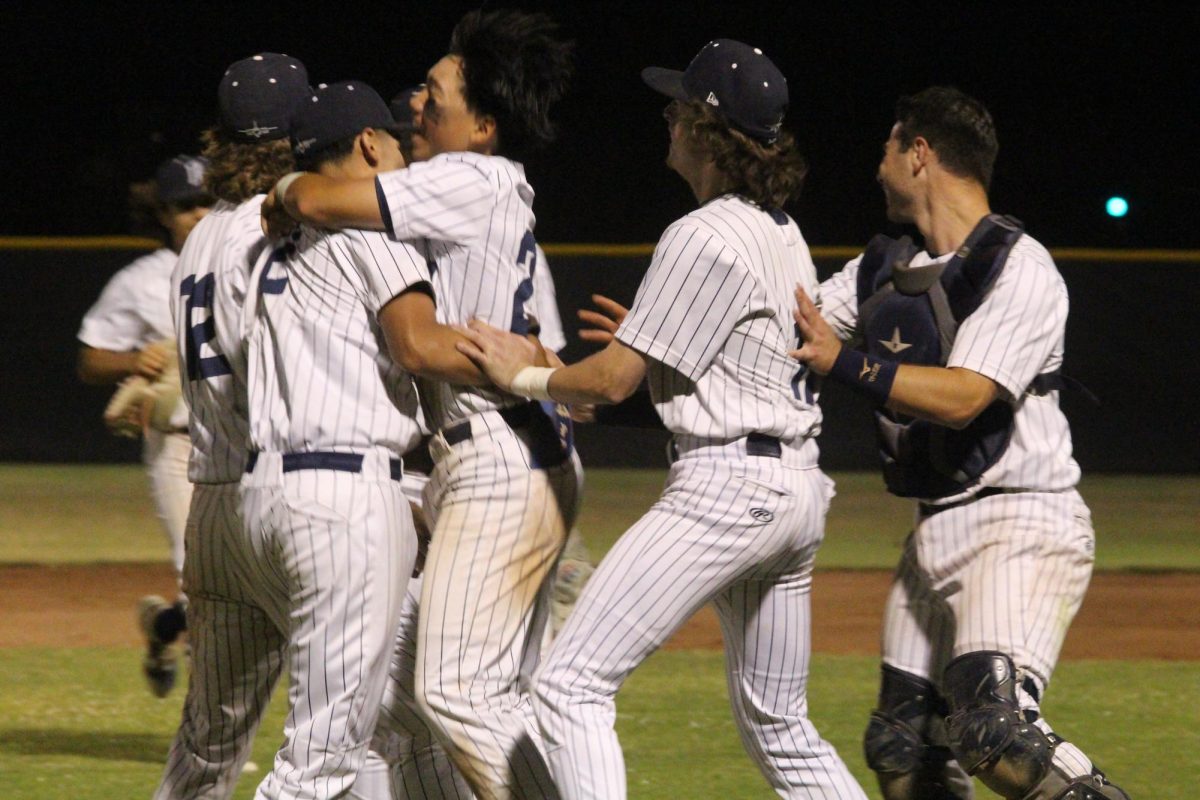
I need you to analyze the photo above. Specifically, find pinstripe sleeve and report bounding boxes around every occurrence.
[342,230,432,312]
[817,255,862,341]
[947,244,1067,399]
[614,221,752,382]
[375,158,493,244]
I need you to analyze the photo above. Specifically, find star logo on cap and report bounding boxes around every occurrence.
[238,121,279,139]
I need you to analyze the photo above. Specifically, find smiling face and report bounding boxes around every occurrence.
[877,122,919,223]
[421,55,492,157]
[408,84,430,161]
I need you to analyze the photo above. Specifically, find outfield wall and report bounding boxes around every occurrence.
[1,239,1196,472]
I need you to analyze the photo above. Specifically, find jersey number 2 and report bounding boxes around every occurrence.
[511,230,537,334]
[179,273,232,381]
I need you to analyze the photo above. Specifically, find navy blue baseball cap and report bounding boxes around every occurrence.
[291,81,403,159]
[218,53,310,142]
[642,39,788,144]
[155,155,211,206]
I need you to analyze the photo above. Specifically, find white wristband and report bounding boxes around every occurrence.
[510,366,557,401]
[274,171,305,207]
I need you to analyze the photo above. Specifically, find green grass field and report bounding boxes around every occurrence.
[3,465,1197,569]
[1,465,1197,798]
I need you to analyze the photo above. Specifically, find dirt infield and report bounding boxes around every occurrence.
[1,564,1196,659]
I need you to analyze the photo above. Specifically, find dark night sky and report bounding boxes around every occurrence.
[2,1,1196,248]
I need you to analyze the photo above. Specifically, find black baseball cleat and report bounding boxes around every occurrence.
[137,595,178,697]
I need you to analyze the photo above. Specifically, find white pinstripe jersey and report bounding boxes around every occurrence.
[614,195,823,440]
[244,226,427,456]
[819,232,1081,498]
[375,152,539,431]
[80,247,189,430]
[171,197,269,484]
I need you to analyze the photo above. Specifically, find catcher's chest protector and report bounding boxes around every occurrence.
[855,214,1025,498]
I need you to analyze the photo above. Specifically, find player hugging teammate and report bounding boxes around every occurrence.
[97,10,1130,800]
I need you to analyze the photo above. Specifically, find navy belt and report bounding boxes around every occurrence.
[668,432,782,463]
[245,450,403,481]
[439,402,570,469]
[918,486,1023,517]
[745,432,782,458]
[442,402,540,446]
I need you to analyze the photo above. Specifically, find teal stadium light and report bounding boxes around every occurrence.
[1106,196,1129,218]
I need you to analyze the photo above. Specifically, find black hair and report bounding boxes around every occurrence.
[448,9,574,161]
[295,135,358,173]
[894,86,998,188]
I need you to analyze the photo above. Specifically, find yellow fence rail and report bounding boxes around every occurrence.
[1,237,1198,263]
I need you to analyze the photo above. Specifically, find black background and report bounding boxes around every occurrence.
[1,2,1196,472]
[1,1,1197,248]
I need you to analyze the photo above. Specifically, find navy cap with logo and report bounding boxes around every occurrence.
[155,155,211,207]
[389,85,424,132]
[291,81,403,159]
[218,53,311,143]
[642,39,788,144]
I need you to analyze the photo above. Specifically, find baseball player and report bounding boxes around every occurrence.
[792,87,1129,800]
[154,52,311,800]
[241,78,467,799]
[456,40,868,800]
[77,154,211,697]
[386,82,595,646]
[264,12,578,797]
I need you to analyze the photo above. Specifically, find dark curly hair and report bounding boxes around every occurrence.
[668,100,808,209]
[894,86,998,189]
[448,9,573,161]
[199,128,295,204]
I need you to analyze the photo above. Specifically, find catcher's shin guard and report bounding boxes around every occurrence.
[863,665,973,800]
[944,651,1058,798]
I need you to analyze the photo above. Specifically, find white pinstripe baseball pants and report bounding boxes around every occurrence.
[156,481,282,800]
[532,443,867,800]
[239,451,416,800]
[416,412,581,800]
[881,488,1098,777]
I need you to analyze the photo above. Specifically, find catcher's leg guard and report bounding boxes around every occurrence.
[1042,768,1131,800]
[944,651,1058,798]
[863,665,973,800]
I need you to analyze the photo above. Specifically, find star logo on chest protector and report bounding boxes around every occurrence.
[879,327,913,354]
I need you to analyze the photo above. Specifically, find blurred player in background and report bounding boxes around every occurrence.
[76,154,212,697]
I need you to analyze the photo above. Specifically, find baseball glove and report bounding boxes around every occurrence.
[103,375,153,438]
[102,339,184,437]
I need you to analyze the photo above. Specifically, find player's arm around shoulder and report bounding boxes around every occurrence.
[266,171,388,234]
